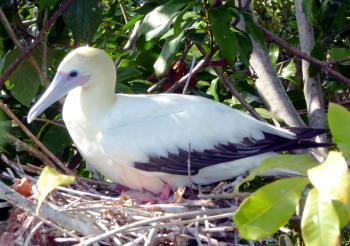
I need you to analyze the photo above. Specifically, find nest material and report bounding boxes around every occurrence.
[0,159,276,246]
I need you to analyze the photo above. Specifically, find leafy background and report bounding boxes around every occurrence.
[1,0,350,245]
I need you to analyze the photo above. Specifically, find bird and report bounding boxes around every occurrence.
[27,47,327,196]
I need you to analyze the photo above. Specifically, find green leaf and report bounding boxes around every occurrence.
[2,48,41,106]
[39,0,60,9]
[117,67,143,84]
[280,60,296,80]
[63,0,102,43]
[308,151,350,205]
[139,0,188,41]
[301,188,340,246]
[243,13,266,51]
[269,44,280,67]
[154,32,184,77]
[302,0,319,26]
[207,78,219,101]
[328,103,350,159]
[43,126,72,155]
[234,177,308,240]
[328,48,350,65]
[36,166,75,214]
[234,154,316,194]
[209,6,239,62]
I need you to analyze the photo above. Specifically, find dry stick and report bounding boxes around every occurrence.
[182,56,197,94]
[215,68,266,122]
[0,180,103,237]
[0,0,76,88]
[0,101,72,175]
[165,48,217,93]
[262,27,350,87]
[77,207,235,246]
[0,7,50,86]
[6,133,56,167]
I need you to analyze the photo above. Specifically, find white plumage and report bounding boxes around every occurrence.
[28,47,325,194]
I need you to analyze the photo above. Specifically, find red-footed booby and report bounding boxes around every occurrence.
[27,47,327,195]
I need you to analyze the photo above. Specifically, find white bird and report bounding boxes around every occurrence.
[28,47,326,196]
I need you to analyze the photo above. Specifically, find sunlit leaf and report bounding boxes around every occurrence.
[308,151,350,205]
[36,166,75,214]
[139,0,188,41]
[154,31,184,77]
[234,177,308,240]
[234,154,316,194]
[328,103,350,159]
[301,188,340,246]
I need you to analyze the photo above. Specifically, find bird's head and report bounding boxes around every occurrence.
[27,47,116,123]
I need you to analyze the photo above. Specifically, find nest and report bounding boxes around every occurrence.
[0,157,276,246]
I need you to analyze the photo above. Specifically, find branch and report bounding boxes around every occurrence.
[165,48,217,93]
[0,101,72,175]
[0,180,103,237]
[0,0,76,88]
[262,27,350,87]
[215,68,267,122]
[0,7,50,86]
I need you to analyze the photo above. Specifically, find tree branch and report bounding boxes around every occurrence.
[262,27,350,87]
[0,0,76,88]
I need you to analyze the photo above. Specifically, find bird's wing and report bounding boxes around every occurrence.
[99,94,302,175]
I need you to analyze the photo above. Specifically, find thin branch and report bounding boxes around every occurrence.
[0,0,76,88]
[0,7,50,86]
[215,68,266,122]
[182,56,196,94]
[0,180,103,237]
[76,207,235,246]
[6,133,56,168]
[326,56,350,65]
[165,48,217,93]
[262,27,350,87]
[0,101,72,175]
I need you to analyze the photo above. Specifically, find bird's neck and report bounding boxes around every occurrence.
[63,82,116,127]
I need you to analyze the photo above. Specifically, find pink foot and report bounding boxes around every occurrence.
[160,183,173,200]
[124,190,160,204]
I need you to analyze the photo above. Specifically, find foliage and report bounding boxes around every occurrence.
[0,0,350,244]
[234,103,350,245]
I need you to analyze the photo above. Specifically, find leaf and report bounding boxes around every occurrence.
[139,0,188,41]
[269,44,280,67]
[301,188,340,246]
[234,154,316,194]
[280,59,296,80]
[36,166,75,214]
[209,6,239,62]
[302,0,319,26]
[154,32,184,77]
[328,48,350,65]
[243,13,266,51]
[63,0,102,43]
[308,151,350,205]
[2,48,41,106]
[207,78,219,101]
[328,103,350,159]
[43,126,72,155]
[234,177,308,240]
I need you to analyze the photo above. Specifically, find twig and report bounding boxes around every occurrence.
[6,133,56,167]
[215,68,266,122]
[0,0,76,88]
[30,118,66,128]
[187,143,194,194]
[0,7,50,86]
[326,56,350,65]
[147,77,167,93]
[118,1,128,24]
[165,48,217,92]
[182,56,197,94]
[0,180,103,237]
[262,27,350,87]
[0,101,72,175]
[23,221,44,246]
[76,207,235,245]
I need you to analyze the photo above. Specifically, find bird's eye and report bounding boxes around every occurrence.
[69,70,78,78]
